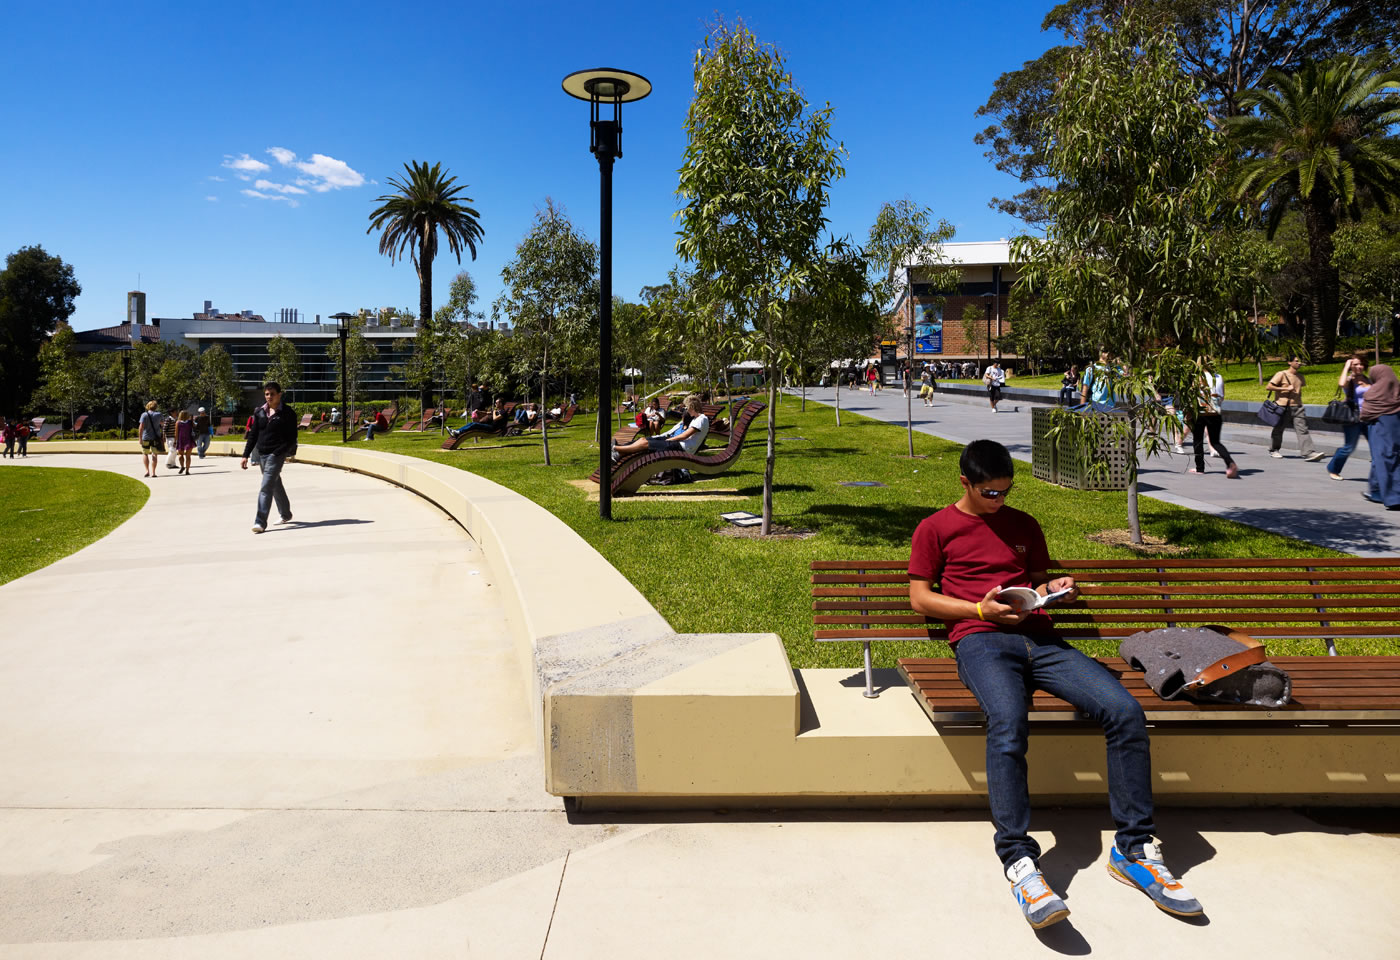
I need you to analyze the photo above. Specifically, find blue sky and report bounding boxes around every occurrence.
[2,0,1059,332]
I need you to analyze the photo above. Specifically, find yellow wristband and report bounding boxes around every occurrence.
[976,602,984,621]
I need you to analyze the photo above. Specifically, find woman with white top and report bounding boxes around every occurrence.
[1326,353,1371,480]
[1189,359,1239,478]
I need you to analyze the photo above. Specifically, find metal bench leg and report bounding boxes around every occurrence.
[863,641,878,699]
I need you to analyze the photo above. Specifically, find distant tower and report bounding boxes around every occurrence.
[127,291,146,327]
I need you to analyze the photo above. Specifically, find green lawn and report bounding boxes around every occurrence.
[978,359,1362,404]
[0,466,150,585]
[299,396,1377,664]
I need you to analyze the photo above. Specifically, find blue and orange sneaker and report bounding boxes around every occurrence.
[1108,841,1203,917]
[1006,856,1070,929]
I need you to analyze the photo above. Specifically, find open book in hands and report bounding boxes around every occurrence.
[996,586,1074,613]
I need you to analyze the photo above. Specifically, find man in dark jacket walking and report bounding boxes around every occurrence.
[240,382,298,533]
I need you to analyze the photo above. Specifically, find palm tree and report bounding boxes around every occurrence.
[367,160,484,339]
[1228,57,1400,360]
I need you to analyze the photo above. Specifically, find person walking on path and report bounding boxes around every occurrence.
[908,440,1202,929]
[983,360,1006,413]
[1327,354,1371,480]
[866,364,880,396]
[1362,365,1400,509]
[1,418,14,459]
[1189,360,1239,479]
[919,365,935,406]
[174,410,195,475]
[240,382,297,534]
[16,418,30,457]
[194,407,212,459]
[162,412,179,470]
[1266,355,1325,462]
[138,401,163,478]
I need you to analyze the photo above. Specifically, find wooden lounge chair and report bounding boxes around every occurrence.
[297,413,313,430]
[214,416,235,436]
[547,404,578,427]
[72,415,89,433]
[36,422,63,441]
[400,408,433,432]
[604,400,766,497]
[439,404,520,449]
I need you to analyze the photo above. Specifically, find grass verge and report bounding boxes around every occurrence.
[298,395,1376,665]
[0,466,150,585]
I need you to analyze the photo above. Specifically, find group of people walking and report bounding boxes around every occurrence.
[1,417,33,458]
[136,402,213,476]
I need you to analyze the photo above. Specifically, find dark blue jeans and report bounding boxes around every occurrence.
[954,631,1155,869]
[1326,422,1366,476]
[255,452,291,526]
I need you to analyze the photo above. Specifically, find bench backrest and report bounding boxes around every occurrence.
[812,558,1400,645]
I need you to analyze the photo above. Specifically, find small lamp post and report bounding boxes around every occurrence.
[562,67,651,521]
[981,292,995,372]
[330,312,354,444]
[121,348,131,440]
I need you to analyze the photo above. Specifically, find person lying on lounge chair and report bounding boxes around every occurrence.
[451,400,505,437]
[611,395,708,463]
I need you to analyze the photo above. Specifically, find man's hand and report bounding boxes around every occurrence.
[979,586,1029,626]
[1046,576,1080,602]
[240,458,248,470]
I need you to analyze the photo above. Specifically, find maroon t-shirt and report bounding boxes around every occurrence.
[908,503,1054,644]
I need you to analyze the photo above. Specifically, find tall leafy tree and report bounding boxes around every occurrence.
[865,199,959,455]
[492,199,599,466]
[0,245,81,415]
[676,19,845,535]
[1228,56,1400,360]
[976,0,1398,224]
[194,345,239,413]
[33,322,88,432]
[1014,13,1254,542]
[367,161,484,333]
[263,335,303,399]
[324,312,380,425]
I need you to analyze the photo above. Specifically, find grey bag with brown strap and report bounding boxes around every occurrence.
[1118,626,1291,708]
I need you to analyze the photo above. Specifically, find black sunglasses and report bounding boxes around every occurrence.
[977,484,1013,499]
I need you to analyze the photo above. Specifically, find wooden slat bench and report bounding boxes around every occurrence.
[810,558,1400,720]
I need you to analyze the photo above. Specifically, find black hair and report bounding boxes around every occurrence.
[263,381,282,394]
[959,439,1014,485]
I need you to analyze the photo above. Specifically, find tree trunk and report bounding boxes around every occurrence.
[834,373,842,427]
[1303,199,1340,362]
[1127,417,1141,543]
[762,362,777,537]
[541,344,551,466]
[418,229,433,336]
[905,363,914,457]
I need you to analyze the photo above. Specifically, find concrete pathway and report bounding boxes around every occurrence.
[2,453,1398,958]
[797,386,1396,556]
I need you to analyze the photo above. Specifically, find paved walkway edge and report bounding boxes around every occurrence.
[28,442,1399,810]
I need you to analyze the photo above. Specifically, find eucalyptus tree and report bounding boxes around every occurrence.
[194,344,238,413]
[1228,57,1400,361]
[1013,13,1254,542]
[324,311,379,423]
[866,199,959,455]
[492,199,599,466]
[34,321,88,432]
[367,161,484,332]
[676,19,845,535]
[0,245,80,415]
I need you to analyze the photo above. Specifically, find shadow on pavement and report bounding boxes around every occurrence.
[267,518,375,532]
[1209,507,1394,552]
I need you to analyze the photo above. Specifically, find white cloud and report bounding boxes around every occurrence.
[208,175,226,182]
[292,153,365,191]
[241,188,298,207]
[223,153,270,174]
[206,195,219,202]
[254,179,307,195]
[266,146,297,166]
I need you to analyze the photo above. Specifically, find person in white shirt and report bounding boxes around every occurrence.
[983,361,1007,413]
[612,394,709,462]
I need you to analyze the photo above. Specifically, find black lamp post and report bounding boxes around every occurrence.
[562,67,651,521]
[331,312,354,443]
[121,349,130,440]
[981,292,995,372]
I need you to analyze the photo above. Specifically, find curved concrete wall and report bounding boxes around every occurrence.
[32,441,1399,808]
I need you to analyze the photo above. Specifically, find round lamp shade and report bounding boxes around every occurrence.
[562,68,652,103]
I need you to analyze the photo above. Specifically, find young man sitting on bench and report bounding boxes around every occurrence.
[908,439,1203,929]
[611,394,708,463]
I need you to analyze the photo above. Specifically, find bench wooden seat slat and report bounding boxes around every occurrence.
[818,626,1400,639]
[816,597,1400,610]
[809,558,1400,571]
[818,612,1400,625]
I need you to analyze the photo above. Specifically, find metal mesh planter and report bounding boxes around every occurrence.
[1031,405,1131,491]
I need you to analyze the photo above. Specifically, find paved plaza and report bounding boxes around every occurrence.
[798,386,1396,555]
[1,453,1398,958]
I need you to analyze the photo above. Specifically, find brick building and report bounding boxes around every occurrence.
[891,240,1021,363]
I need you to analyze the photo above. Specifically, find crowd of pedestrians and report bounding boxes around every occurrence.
[1,417,33,458]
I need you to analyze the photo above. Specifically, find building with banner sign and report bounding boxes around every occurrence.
[891,240,1020,363]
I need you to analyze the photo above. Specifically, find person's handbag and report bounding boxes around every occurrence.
[1256,399,1283,427]
[1118,626,1290,708]
[1323,391,1359,425]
